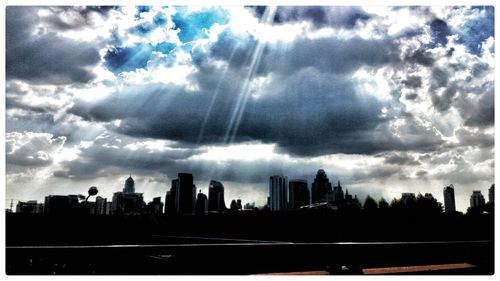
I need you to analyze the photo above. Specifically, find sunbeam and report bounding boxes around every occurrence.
[223,6,277,145]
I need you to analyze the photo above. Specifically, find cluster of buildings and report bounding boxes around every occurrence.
[268,169,360,212]
[11,171,495,216]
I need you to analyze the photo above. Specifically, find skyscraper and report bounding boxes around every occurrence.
[311,169,332,204]
[166,173,196,215]
[269,175,287,211]
[208,180,227,212]
[470,190,485,209]
[332,180,344,204]
[165,179,179,214]
[111,176,145,215]
[123,175,135,193]
[95,196,107,215]
[443,184,456,213]
[288,179,309,209]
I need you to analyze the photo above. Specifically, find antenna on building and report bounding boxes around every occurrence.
[10,199,13,212]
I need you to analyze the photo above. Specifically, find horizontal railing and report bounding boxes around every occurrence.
[6,240,494,274]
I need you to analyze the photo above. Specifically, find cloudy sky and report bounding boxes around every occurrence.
[5,6,494,211]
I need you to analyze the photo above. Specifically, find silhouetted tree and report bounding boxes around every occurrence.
[363,195,378,213]
[416,194,443,215]
[378,198,389,210]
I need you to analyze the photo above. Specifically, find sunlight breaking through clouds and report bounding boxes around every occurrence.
[5,6,494,212]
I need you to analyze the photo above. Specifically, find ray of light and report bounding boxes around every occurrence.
[222,6,277,145]
[195,44,240,145]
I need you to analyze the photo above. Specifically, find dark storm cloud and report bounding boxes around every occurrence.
[70,68,392,157]
[207,30,400,77]
[6,7,101,84]
[39,6,114,30]
[248,6,371,28]
[404,49,435,67]
[430,18,451,47]
[69,27,456,157]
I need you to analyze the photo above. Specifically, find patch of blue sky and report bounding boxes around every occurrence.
[153,12,168,26]
[456,6,494,55]
[104,41,178,74]
[134,6,151,20]
[155,42,177,54]
[104,44,155,74]
[172,7,230,43]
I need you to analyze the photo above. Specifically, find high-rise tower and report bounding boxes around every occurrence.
[443,184,456,213]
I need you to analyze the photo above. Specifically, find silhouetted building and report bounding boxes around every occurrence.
[111,192,144,215]
[166,173,196,215]
[165,180,177,214]
[401,193,416,203]
[470,190,485,209]
[146,197,164,215]
[44,195,80,215]
[95,196,107,215]
[311,169,332,204]
[332,180,344,204]
[123,175,135,193]
[489,184,494,204]
[269,175,287,211]
[111,176,145,215]
[208,180,227,212]
[195,190,208,215]
[344,189,352,201]
[105,202,112,215]
[288,179,310,209]
[230,199,238,211]
[243,202,256,210]
[443,184,456,213]
[81,202,96,215]
[16,200,43,214]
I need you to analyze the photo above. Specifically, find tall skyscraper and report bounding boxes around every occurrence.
[165,173,196,215]
[443,184,456,213]
[470,190,485,209]
[311,169,332,204]
[165,179,178,214]
[488,184,494,204]
[269,175,288,211]
[208,180,227,212]
[123,175,135,193]
[288,179,309,209]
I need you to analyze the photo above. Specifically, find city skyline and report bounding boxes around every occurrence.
[9,171,495,215]
[6,6,494,213]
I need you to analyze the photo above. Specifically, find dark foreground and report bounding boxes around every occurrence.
[5,210,494,275]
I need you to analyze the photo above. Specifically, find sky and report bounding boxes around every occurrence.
[5,6,495,212]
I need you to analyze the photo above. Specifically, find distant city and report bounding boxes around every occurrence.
[10,169,495,217]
